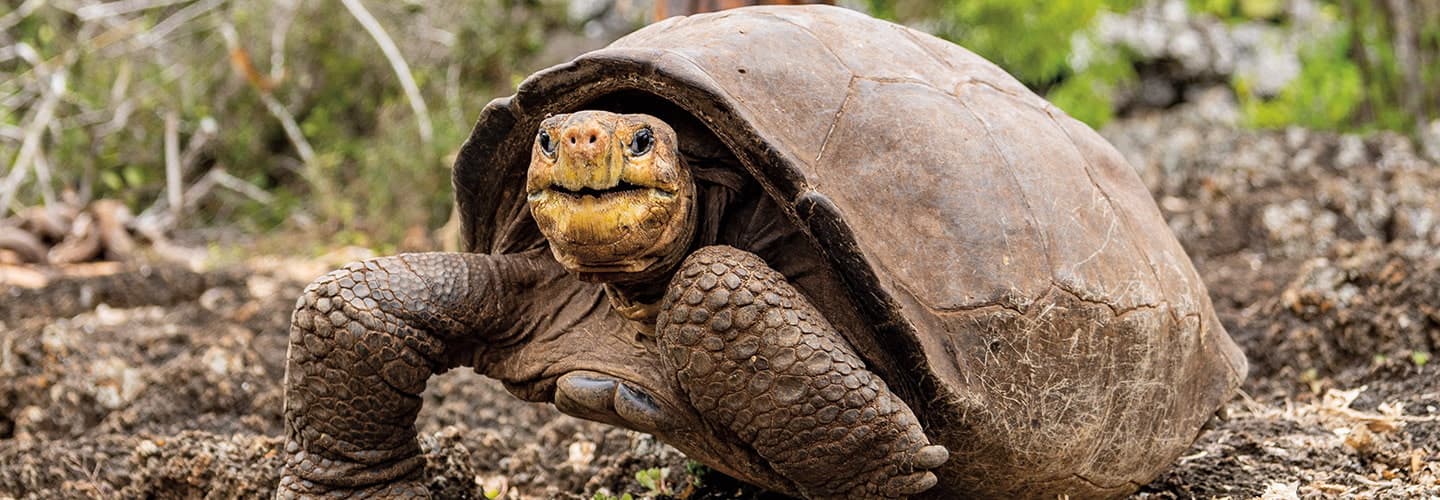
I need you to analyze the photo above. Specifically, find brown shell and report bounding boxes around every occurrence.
[454,5,1246,498]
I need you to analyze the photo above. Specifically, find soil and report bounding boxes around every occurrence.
[2,95,1438,499]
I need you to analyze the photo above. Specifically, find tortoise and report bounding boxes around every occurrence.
[277,5,1247,498]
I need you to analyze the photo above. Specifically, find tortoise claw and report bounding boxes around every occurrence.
[884,470,938,498]
[555,370,674,433]
[913,445,950,470]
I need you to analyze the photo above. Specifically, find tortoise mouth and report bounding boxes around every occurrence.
[526,182,682,252]
[540,181,675,201]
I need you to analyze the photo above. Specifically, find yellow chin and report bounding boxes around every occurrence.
[528,188,681,270]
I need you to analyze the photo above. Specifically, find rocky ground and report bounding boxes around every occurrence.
[2,92,1439,499]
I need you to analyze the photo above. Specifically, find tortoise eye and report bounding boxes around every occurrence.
[630,128,654,156]
[537,130,556,157]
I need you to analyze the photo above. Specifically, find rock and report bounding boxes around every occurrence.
[1093,0,1339,108]
[1421,119,1440,163]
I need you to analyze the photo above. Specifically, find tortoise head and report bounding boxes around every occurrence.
[526,111,696,282]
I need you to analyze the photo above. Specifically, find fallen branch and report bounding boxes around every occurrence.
[134,166,272,236]
[0,225,47,264]
[339,0,433,145]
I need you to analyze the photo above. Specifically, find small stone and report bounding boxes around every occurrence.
[135,439,161,458]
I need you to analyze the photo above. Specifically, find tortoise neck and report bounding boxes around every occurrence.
[601,166,740,306]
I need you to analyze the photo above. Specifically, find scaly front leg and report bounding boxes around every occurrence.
[278,251,560,498]
[657,246,948,499]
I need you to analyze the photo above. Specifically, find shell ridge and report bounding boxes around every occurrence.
[812,75,860,165]
[894,25,1046,108]
[748,9,857,173]
[761,10,852,72]
[924,280,1167,319]
[953,79,1050,112]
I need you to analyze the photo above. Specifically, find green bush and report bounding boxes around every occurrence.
[1237,0,1438,132]
[1237,15,1366,129]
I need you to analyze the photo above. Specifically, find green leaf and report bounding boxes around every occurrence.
[635,467,666,494]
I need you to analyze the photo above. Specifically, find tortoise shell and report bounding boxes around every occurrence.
[453,5,1246,497]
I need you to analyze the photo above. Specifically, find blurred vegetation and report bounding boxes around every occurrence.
[2,0,572,251]
[2,0,1436,251]
[1235,0,1440,131]
[873,0,1438,131]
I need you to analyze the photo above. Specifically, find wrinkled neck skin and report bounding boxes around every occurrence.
[588,178,697,305]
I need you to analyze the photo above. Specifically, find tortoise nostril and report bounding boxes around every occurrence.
[589,135,596,144]
[569,136,576,145]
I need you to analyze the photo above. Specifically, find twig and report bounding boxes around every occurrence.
[178,117,217,177]
[76,0,193,21]
[209,169,274,204]
[0,0,46,32]
[339,0,433,145]
[137,117,215,226]
[1325,405,1440,423]
[446,61,462,126]
[0,72,66,218]
[164,111,182,218]
[180,169,220,210]
[33,147,56,207]
[259,93,315,164]
[95,62,135,137]
[218,22,316,166]
[137,0,225,48]
[269,0,296,83]
[0,124,22,141]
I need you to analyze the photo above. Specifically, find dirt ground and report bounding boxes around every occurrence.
[2,95,1438,499]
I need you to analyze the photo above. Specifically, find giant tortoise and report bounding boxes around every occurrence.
[278,5,1247,498]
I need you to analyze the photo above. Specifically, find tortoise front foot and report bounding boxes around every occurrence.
[657,246,948,499]
[280,252,549,499]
